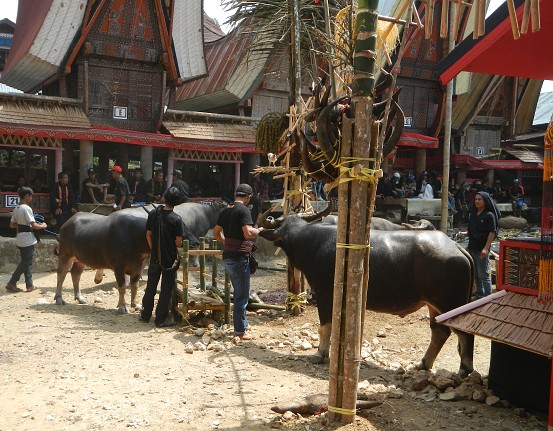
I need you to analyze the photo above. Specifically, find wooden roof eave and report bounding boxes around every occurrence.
[154,0,179,84]
[63,0,109,75]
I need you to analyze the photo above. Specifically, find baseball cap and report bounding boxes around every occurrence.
[513,179,519,183]
[110,165,123,173]
[235,183,253,196]
[173,169,182,177]
[393,172,400,178]
[87,168,95,173]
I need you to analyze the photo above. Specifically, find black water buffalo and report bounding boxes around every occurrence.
[54,212,150,313]
[322,215,435,230]
[258,206,475,376]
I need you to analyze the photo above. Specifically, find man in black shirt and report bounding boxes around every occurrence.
[128,169,147,204]
[213,184,263,340]
[110,165,131,210]
[146,171,166,204]
[81,168,109,204]
[171,169,189,204]
[50,171,77,231]
[140,187,184,327]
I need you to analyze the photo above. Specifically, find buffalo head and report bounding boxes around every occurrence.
[258,203,333,244]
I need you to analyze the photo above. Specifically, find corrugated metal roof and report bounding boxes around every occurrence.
[172,0,207,80]
[202,13,225,43]
[439,291,553,357]
[1,0,86,92]
[176,29,268,111]
[534,92,553,125]
[0,92,90,128]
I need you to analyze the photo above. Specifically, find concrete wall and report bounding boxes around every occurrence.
[0,238,59,273]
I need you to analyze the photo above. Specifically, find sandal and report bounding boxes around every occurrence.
[26,285,37,292]
[236,332,256,341]
[6,283,23,293]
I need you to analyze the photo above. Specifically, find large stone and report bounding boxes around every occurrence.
[498,216,528,229]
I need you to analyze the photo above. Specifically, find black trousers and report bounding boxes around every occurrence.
[141,260,176,325]
[56,210,73,232]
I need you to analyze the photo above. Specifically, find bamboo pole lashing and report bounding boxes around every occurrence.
[506,0,521,40]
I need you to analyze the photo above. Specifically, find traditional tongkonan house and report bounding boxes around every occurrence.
[0,0,258,219]
[436,0,553,427]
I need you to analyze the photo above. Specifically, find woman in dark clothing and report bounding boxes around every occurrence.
[459,191,500,299]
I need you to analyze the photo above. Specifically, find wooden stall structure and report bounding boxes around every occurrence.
[176,239,231,325]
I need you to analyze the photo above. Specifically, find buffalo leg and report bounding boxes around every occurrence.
[311,323,331,364]
[70,261,87,304]
[54,258,74,305]
[454,329,474,378]
[94,269,104,284]
[113,270,130,314]
[418,306,451,371]
[129,274,141,311]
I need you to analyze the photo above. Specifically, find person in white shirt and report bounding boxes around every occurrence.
[418,172,434,199]
[5,187,47,293]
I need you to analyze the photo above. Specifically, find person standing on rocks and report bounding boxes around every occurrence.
[5,187,47,293]
[458,191,500,300]
[213,184,263,340]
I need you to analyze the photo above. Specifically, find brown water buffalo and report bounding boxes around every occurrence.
[258,206,475,377]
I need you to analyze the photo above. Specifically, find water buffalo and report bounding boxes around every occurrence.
[54,212,149,313]
[258,206,475,376]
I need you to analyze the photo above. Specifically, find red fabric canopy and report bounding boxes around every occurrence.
[396,132,439,148]
[438,0,553,84]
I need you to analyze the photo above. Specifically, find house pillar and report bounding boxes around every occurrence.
[167,158,175,188]
[140,146,153,181]
[79,140,94,182]
[54,148,63,184]
[117,143,129,171]
[415,148,426,176]
[234,161,241,189]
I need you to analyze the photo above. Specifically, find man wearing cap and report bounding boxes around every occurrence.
[391,172,404,198]
[171,169,189,204]
[81,168,109,204]
[110,165,131,210]
[213,184,264,341]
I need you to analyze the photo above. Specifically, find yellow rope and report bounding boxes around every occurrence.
[336,243,370,249]
[327,405,357,415]
[285,291,307,312]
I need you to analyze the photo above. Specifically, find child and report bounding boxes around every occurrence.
[5,187,47,293]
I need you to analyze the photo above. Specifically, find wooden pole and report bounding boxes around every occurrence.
[182,240,189,316]
[199,237,206,291]
[521,0,531,34]
[440,1,456,232]
[506,0,521,40]
[328,0,379,424]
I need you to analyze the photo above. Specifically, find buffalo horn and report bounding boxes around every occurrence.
[302,203,333,223]
[316,96,347,165]
[257,206,280,229]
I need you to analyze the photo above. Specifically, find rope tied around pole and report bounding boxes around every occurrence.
[327,405,357,415]
[324,157,383,193]
[336,243,370,249]
[285,291,308,312]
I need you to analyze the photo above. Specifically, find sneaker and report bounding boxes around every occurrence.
[6,283,23,293]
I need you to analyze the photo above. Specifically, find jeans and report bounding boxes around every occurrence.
[468,248,492,299]
[223,256,250,334]
[141,260,176,326]
[10,245,35,288]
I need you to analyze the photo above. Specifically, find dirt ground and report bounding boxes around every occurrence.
[0,263,548,431]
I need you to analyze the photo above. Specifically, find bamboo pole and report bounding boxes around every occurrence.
[182,240,190,316]
[506,0,521,40]
[530,0,540,32]
[477,0,486,38]
[521,0,531,34]
[440,0,449,38]
[425,0,435,40]
[473,0,481,39]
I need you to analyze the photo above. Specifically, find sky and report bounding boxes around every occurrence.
[1,0,552,91]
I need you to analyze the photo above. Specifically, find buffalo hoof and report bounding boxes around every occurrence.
[132,304,142,312]
[309,354,326,364]
[55,297,66,306]
[116,306,130,314]
[76,296,87,305]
